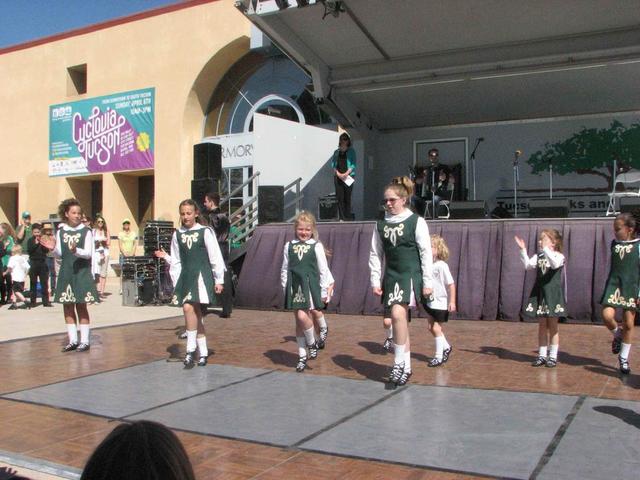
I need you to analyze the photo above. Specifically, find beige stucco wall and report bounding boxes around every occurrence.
[0,0,250,234]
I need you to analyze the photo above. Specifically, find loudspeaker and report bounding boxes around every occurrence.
[450,201,487,219]
[619,197,640,214]
[193,143,222,180]
[318,194,338,221]
[258,186,284,224]
[191,178,218,208]
[528,198,570,218]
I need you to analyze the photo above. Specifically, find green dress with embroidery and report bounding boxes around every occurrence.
[285,240,324,310]
[54,227,99,304]
[377,213,423,307]
[171,227,217,306]
[600,239,640,311]
[523,252,566,317]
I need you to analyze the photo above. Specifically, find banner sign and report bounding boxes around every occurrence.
[49,88,155,176]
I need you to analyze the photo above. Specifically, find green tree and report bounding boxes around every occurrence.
[527,120,640,190]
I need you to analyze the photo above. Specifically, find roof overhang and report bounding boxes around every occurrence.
[236,0,640,131]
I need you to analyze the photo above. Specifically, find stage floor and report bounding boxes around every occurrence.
[1,310,639,479]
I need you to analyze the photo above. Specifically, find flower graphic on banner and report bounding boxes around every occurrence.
[136,132,150,152]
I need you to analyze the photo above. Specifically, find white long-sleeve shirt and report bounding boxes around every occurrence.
[168,224,226,286]
[369,208,433,289]
[53,224,94,260]
[280,239,334,293]
[520,246,565,270]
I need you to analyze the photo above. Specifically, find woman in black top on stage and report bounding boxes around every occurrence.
[332,133,356,221]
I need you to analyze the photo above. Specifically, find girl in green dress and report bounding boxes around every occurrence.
[280,211,334,372]
[515,229,566,368]
[54,198,99,353]
[600,213,639,375]
[157,199,225,367]
[369,176,433,385]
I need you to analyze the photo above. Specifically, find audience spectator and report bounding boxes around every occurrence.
[92,215,110,299]
[118,219,137,259]
[0,223,16,306]
[26,223,53,307]
[41,225,57,294]
[80,421,196,480]
[16,211,33,245]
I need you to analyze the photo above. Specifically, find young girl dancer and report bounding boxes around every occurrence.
[159,199,225,367]
[600,213,639,374]
[423,234,456,367]
[515,229,566,368]
[280,211,334,372]
[370,177,433,385]
[54,198,99,352]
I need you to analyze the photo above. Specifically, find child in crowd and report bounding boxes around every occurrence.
[600,213,639,374]
[4,244,30,310]
[157,199,225,367]
[369,176,433,385]
[54,198,99,352]
[515,229,566,368]
[280,211,334,372]
[423,234,456,366]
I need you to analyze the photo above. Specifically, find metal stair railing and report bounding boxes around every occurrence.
[222,171,260,256]
[284,177,304,222]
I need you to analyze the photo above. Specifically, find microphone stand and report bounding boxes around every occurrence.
[513,152,521,218]
[470,138,482,201]
[549,157,553,199]
[431,166,436,219]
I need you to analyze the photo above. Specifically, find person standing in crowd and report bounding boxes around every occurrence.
[16,211,33,246]
[204,192,233,318]
[41,225,58,298]
[332,132,356,221]
[5,244,29,310]
[26,223,53,307]
[117,219,137,259]
[92,215,110,299]
[423,149,451,219]
[0,222,16,306]
[369,176,433,386]
[54,198,99,353]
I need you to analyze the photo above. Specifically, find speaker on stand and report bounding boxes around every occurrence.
[449,201,487,219]
[258,186,284,224]
[193,143,222,180]
[528,198,570,218]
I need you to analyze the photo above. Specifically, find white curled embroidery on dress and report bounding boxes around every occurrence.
[383,224,404,247]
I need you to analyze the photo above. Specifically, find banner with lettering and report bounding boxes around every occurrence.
[49,88,155,176]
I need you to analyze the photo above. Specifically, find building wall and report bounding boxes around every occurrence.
[0,0,250,232]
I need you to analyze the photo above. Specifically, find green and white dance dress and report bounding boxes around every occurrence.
[280,239,334,310]
[369,209,433,308]
[520,247,566,317]
[600,238,640,311]
[53,224,99,304]
[168,224,225,306]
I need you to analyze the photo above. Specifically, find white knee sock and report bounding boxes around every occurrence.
[404,350,411,373]
[186,330,197,352]
[621,343,631,360]
[549,344,559,360]
[303,326,315,346]
[386,325,393,339]
[316,315,327,330]
[538,346,548,358]
[79,325,90,344]
[394,343,405,365]
[66,324,78,344]
[296,337,307,357]
[196,336,208,357]
[435,335,445,360]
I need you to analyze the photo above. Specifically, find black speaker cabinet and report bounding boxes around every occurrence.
[528,198,570,218]
[191,178,218,208]
[318,195,338,220]
[258,186,284,224]
[619,197,640,213]
[450,201,487,219]
[193,143,222,180]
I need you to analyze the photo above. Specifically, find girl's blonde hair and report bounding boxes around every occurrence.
[386,176,414,199]
[294,210,318,240]
[430,234,449,261]
[11,244,22,255]
[540,228,563,253]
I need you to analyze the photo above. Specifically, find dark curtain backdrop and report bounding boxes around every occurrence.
[236,219,615,322]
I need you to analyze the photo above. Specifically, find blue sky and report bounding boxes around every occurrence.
[0,0,183,49]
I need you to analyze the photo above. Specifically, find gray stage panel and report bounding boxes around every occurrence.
[3,362,269,418]
[538,397,640,480]
[301,386,577,480]
[128,371,391,446]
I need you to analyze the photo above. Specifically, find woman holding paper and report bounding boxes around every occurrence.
[332,132,356,221]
